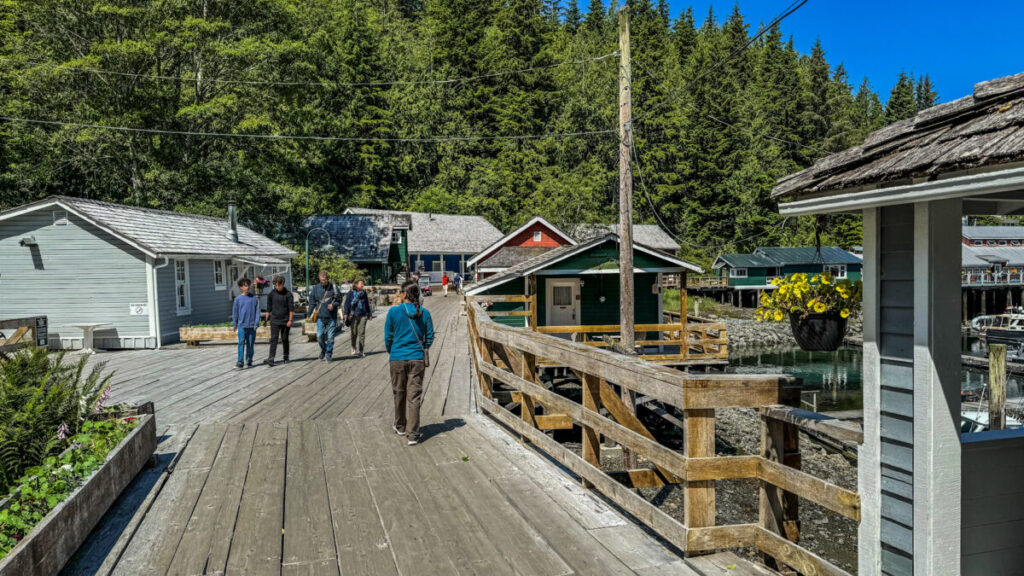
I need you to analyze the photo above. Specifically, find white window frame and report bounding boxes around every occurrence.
[729,267,748,278]
[824,264,848,279]
[174,259,191,315]
[432,259,442,272]
[533,231,542,242]
[391,231,401,244]
[214,260,227,290]
[53,210,69,226]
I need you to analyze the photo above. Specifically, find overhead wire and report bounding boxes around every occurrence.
[0,52,618,88]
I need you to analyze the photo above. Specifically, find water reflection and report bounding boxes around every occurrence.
[728,344,1024,413]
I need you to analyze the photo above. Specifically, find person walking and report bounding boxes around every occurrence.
[441,272,450,297]
[309,270,341,362]
[385,282,434,445]
[343,279,372,358]
[263,275,294,366]
[453,272,462,295]
[232,278,260,368]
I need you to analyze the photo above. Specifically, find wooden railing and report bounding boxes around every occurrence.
[466,300,859,576]
[687,275,729,289]
[0,317,47,360]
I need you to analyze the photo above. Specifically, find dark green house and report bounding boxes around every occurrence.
[466,234,702,330]
[304,213,412,284]
[711,246,862,306]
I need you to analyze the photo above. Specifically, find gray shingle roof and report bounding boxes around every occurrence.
[345,208,502,254]
[753,247,862,266]
[962,226,1024,240]
[480,246,557,268]
[773,71,1024,200]
[2,196,295,259]
[568,223,680,252]
[303,214,400,262]
[962,245,1024,266]
[713,254,780,269]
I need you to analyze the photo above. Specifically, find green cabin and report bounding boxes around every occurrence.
[466,234,702,331]
[304,213,412,284]
[711,246,862,306]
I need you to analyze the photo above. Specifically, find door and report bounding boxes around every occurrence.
[546,279,580,327]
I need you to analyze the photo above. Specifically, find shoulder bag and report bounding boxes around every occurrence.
[309,284,336,323]
[404,309,430,367]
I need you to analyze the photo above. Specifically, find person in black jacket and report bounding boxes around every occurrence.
[343,279,372,358]
[263,275,294,366]
[309,270,341,362]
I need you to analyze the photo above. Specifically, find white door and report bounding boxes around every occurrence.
[546,279,580,327]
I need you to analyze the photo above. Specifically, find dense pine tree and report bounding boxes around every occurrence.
[0,0,931,263]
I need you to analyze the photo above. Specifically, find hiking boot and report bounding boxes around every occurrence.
[264,359,275,367]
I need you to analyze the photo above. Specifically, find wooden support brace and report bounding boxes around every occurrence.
[581,373,601,489]
[760,408,801,572]
[683,408,716,557]
[521,352,538,442]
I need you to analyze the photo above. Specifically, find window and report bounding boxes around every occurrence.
[729,268,748,278]
[432,259,442,272]
[214,260,226,290]
[174,260,191,314]
[1013,241,1021,247]
[391,231,401,244]
[533,231,542,242]
[974,240,983,246]
[825,264,848,278]
[552,285,573,306]
[999,240,1008,246]
[53,211,68,226]
[988,241,997,246]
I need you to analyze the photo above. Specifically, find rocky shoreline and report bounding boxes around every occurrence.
[699,306,864,350]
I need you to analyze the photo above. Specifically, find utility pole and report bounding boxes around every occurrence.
[618,6,637,469]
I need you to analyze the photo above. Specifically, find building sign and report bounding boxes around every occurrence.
[129,303,148,316]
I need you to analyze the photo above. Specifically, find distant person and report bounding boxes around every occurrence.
[263,275,294,367]
[441,273,450,297]
[453,273,462,295]
[309,270,341,362]
[385,282,434,445]
[343,279,372,358]
[232,278,260,368]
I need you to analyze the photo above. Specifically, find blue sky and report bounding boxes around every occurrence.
[650,1,1024,103]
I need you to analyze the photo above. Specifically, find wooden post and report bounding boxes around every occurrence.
[683,408,715,556]
[680,292,687,360]
[529,275,538,330]
[581,373,601,489]
[989,343,1007,431]
[760,409,801,571]
[617,6,635,354]
[521,352,538,442]
[962,290,968,325]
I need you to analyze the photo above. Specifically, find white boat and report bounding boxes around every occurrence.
[978,313,1024,345]
[961,407,1023,433]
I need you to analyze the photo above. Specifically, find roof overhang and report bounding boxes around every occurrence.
[778,165,1024,217]
[467,216,577,267]
[0,198,160,258]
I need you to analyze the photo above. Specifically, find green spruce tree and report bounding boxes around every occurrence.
[886,71,917,123]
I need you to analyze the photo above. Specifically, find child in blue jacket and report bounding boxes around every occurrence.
[385,282,434,445]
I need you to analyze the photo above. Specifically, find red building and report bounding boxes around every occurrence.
[468,216,576,280]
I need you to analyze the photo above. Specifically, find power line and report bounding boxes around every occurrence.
[0,52,618,88]
[0,115,619,143]
[630,0,809,127]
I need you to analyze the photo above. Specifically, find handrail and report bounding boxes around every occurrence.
[687,275,729,288]
[465,298,858,576]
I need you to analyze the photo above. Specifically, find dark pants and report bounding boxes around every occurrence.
[350,315,368,353]
[268,322,290,360]
[390,360,425,439]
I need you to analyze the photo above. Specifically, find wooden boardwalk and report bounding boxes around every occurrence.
[60,296,745,576]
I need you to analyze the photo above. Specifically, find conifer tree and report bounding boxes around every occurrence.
[565,0,582,32]
[915,74,938,112]
[584,0,606,32]
[672,7,697,62]
[886,71,917,123]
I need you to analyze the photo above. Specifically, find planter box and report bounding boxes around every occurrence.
[303,320,317,342]
[0,412,157,576]
[180,326,271,345]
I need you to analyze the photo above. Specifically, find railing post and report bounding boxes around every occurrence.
[759,408,801,572]
[581,373,601,489]
[521,352,538,442]
[683,408,715,556]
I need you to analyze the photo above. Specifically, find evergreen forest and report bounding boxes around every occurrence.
[0,0,940,262]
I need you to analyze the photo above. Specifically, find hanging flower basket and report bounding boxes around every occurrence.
[789,312,848,351]
[756,273,862,352]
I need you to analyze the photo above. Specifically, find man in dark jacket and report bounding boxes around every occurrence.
[308,270,340,362]
[263,275,294,366]
[343,279,372,358]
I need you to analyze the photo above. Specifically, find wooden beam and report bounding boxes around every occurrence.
[761,406,864,444]
[686,524,760,552]
[597,378,678,482]
[486,310,533,317]
[682,378,802,410]
[990,343,1007,430]
[581,373,601,489]
[687,456,759,482]
[758,459,860,522]
[521,352,538,442]
[535,414,573,430]
[683,408,715,557]
[469,294,532,303]
[756,528,853,576]
[760,409,800,571]
[608,469,678,489]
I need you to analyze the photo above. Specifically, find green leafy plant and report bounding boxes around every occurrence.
[0,417,138,558]
[755,273,863,322]
[0,348,112,495]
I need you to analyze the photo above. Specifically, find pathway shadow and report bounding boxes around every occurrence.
[417,417,466,443]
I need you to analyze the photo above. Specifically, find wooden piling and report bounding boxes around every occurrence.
[989,343,1007,431]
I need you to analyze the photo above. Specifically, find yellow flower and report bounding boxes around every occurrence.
[773,310,784,321]
[779,285,789,296]
[821,274,831,285]
[771,277,781,286]
[813,302,827,313]
[840,308,850,318]
[811,275,820,283]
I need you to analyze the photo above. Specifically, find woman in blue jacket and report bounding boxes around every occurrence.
[385,282,434,445]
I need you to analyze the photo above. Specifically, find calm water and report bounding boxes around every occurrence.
[728,340,1024,413]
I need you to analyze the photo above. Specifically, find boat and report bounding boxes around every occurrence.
[979,313,1024,345]
[961,406,1024,433]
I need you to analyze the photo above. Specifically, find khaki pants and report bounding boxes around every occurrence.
[390,359,425,439]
